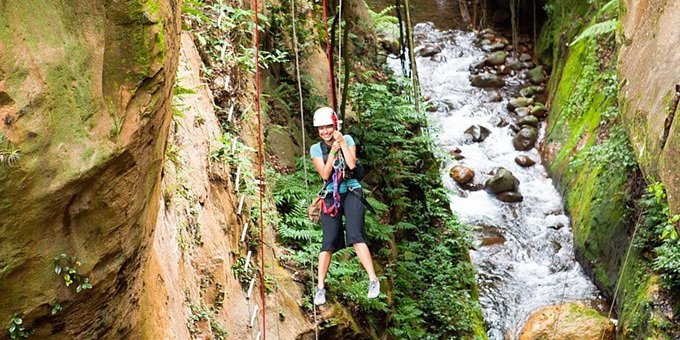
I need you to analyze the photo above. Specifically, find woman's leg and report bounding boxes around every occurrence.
[344,190,377,281]
[317,251,332,289]
[353,243,377,281]
[318,196,345,289]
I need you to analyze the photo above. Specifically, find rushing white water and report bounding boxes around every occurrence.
[387,23,604,339]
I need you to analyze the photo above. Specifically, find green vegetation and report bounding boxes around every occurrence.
[540,0,679,336]
[185,293,228,339]
[637,183,680,290]
[53,253,93,293]
[273,78,484,338]
[7,314,30,339]
[182,0,288,74]
[0,133,20,167]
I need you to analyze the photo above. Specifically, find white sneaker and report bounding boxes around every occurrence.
[314,287,326,305]
[367,280,380,299]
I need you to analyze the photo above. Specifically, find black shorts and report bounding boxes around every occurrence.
[320,189,366,252]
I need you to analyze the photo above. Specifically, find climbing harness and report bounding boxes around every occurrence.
[252,0,267,337]
[320,154,346,218]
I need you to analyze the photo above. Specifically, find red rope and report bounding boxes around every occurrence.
[321,0,336,112]
[253,0,267,338]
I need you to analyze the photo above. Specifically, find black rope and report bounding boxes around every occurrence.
[395,0,408,77]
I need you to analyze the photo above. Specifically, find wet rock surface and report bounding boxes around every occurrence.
[470,73,505,88]
[465,124,492,142]
[450,165,475,185]
[520,303,614,340]
[394,23,601,339]
[485,167,520,194]
[513,127,538,151]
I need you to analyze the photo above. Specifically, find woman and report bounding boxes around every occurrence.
[310,107,379,305]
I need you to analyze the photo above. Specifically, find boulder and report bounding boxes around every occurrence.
[515,107,531,116]
[518,115,539,128]
[515,155,536,167]
[419,44,442,57]
[450,165,475,185]
[449,147,465,160]
[527,65,547,84]
[488,90,502,102]
[464,125,491,142]
[497,191,524,202]
[430,53,446,63]
[470,73,505,88]
[530,103,548,118]
[520,303,614,340]
[520,85,544,98]
[378,36,400,55]
[513,127,538,151]
[485,51,507,66]
[485,167,520,194]
[507,97,533,112]
[519,53,532,62]
[492,116,510,128]
[481,42,505,52]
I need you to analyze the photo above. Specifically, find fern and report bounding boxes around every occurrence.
[597,0,619,18]
[570,19,617,46]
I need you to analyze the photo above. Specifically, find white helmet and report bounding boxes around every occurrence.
[313,107,342,127]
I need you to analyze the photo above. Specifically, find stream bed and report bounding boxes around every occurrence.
[386,23,606,339]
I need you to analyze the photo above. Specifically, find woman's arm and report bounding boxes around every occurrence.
[334,131,357,169]
[312,141,341,181]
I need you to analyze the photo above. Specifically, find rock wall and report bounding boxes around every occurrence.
[0,0,181,337]
[539,0,679,337]
[618,0,680,218]
[133,33,313,339]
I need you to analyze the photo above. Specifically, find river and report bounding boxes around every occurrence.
[381,17,606,340]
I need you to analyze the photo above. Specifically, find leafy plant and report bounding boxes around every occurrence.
[53,253,93,293]
[570,19,617,46]
[7,314,30,339]
[635,183,680,290]
[0,133,21,167]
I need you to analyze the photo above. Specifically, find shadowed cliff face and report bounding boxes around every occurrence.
[0,0,180,337]
[619,0,680,218]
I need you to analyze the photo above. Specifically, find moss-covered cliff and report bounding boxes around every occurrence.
[0,0,181,337]
[538,0,679,337]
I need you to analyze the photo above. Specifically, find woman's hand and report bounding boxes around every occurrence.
[331,141,341,152]
[332,131,345,145]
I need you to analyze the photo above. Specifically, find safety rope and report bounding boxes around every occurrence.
[290,0,320,337]
[403,0,420,112]
[321,0,336,112]
[597,215,644,340]
[252,0,267,338]
[337,0,343,110]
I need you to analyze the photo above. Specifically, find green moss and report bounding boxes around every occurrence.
[540,1,677,337]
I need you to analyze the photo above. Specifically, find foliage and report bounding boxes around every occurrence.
[570,19,617,46]
[185,295,228,339]
[0,133,21,167]
[636,183,680,290]
[368,6,398,37]
[7,314,30,339]
[569,125,636,171]
[53,253,93,293]
[272,79,483,337]
[181,0,288,73]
